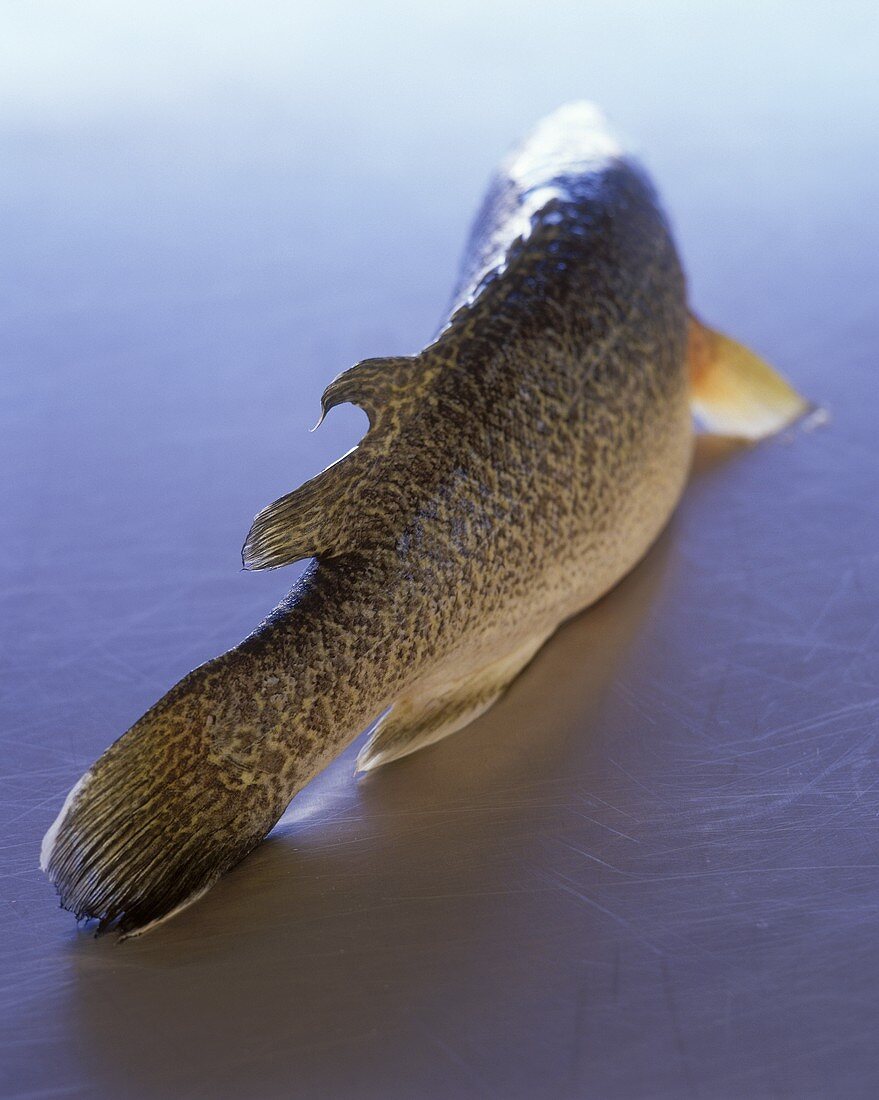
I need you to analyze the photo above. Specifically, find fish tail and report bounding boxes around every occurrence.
[40,664,282,937]
[40,581,387,938]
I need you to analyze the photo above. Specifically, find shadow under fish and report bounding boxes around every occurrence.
[41,102,811,938]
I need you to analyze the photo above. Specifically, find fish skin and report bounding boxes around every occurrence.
[41,103,693,935]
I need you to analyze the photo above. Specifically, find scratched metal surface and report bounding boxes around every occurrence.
[2,3,878,1097]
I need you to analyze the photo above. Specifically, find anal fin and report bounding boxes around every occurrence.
[356,631,551,773]
[688,315,812,440]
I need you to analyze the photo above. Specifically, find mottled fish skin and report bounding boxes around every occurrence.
[42,103,693,935]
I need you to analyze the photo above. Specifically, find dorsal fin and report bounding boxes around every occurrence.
[242,355,431,570]
[241,449,368,569]
[315,356,420,431]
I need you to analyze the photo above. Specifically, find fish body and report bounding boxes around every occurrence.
[41,104,807,936]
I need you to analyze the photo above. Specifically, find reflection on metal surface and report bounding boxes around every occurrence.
[67,513,674,1097]
[3,2,879,1097]
[41,99,707,938]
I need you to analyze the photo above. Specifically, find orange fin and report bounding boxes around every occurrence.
[687,315,811,440]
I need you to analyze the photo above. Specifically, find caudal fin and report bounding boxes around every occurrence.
[40,661,287,938]
[687,315,813,440]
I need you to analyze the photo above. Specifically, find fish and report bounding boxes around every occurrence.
[40,102,809,938]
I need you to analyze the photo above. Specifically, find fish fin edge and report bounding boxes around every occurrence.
[243,354,433,570]
[241,451,364,570]
[687,314,813,440]
[356,630,552,773]
[316,355,421,432]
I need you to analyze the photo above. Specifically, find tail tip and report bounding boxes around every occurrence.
[40,771,91,875]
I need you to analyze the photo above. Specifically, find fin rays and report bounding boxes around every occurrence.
[243,355,427,570]
[688,315,812,440]
[242,451,365,570]
[356,631,552,772]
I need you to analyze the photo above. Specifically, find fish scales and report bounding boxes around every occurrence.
[40,103,808,936]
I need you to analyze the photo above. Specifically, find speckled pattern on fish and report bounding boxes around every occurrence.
[42,103,800,937]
